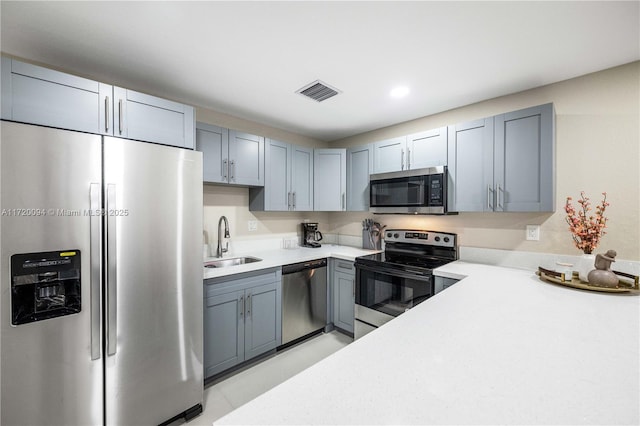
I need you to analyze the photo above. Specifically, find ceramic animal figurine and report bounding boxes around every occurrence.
[587,250,619,288]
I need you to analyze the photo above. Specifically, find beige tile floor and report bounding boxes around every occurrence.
[187,331,352,426]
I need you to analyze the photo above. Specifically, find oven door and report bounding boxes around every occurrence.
[355,263,434,320]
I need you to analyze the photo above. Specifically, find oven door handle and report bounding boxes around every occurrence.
[355,263,432,281]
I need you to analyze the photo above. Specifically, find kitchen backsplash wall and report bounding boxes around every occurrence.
[329,61,640,261]
[203,184,330,255]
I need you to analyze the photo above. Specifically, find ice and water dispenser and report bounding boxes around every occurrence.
[10,250,81,325]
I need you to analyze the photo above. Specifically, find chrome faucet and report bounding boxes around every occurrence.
[216,215,230,258]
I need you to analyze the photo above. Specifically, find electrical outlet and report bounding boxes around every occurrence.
[248,220,258,232]
[526,225,540,241]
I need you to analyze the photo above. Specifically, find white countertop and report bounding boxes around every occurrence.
[215,261,640,425]
[203,244,379,280]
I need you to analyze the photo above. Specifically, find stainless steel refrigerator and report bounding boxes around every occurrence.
[0,121,204,425]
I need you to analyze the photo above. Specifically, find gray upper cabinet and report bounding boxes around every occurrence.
[1,57,112,135]
[372,128,447,174]
[1,57,196,149]
[346,144,373,211]
[372,136,406,173]
[407,127,448,169]
[447,118,495,212]
[196,123,229,183]
[113,87,195,149]
[314,149,347,211]
[196,122,265,186]
[494,103,555,212]
[249,139,313,211]
[260,139,291,210]
[291,145,314,211]
[448,103,555,212]
[229,130,265,186]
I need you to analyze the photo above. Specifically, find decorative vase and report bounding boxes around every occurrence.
[577,253,596,282]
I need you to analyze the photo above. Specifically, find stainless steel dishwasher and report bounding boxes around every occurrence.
[281,258,328,346]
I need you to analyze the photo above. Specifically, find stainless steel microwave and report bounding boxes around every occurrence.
[369,166,449,214]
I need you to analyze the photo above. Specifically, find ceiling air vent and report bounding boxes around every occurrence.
[296,80,341,102]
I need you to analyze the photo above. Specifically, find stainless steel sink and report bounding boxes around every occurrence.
[204,256,262,268]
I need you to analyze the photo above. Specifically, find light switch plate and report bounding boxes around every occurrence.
[248,220,258,232]
[526,225,540,241]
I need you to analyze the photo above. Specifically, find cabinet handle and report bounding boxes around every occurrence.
[230,160,235,181]
[239,296,244,319]
[487,185,494,210]
[104,96,110,132]
[342,193,345,210]
[247,293,252,318]
[287,192,291,210]
[352,278,355,299]
[118,99,123,134]
[293,192,296,210]
[401,149,405,170]
[497,184,504,210]
[407,147,411,170]
[222,159,228,180]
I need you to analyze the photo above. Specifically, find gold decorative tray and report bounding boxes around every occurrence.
[537,267,640,293]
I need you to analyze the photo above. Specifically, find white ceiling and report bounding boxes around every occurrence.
[1,1,639,141]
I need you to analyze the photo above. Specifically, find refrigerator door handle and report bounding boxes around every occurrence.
[106,184,118,356]
[90,183,102,360]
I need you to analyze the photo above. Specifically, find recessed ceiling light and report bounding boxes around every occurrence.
[390,86,410,98]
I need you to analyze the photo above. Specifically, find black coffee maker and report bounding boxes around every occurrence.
[302,223,323,248]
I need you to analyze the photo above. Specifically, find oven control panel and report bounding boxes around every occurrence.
[384,229,456,248]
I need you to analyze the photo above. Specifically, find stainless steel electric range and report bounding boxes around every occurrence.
[354,229,457,339]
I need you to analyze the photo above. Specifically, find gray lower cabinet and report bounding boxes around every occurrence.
[314,149,347,211]
[196,122,265,186]
[331,259,355,334]
[1,57,195,149]
[448,103,555,212]
[249,139,313,211]
[204,268,281,378]
[346,144,373,211]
